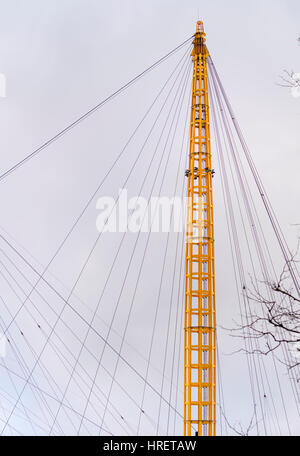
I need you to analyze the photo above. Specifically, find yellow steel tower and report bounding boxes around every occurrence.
[184,21,216,437]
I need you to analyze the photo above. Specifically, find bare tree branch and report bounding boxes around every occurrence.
[219,406,258,436]
[232,243,300,383]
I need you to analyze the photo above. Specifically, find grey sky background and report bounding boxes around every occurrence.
[0,0,299,436]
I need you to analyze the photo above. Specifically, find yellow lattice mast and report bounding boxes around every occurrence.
[184,21,216,437]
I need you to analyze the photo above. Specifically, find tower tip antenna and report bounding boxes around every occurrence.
[196,20,205,34]
[192,20,208,56]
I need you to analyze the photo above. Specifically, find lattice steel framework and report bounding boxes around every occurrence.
[184,21,216,437]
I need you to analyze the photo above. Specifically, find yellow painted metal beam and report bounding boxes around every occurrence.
[184,21,216,437]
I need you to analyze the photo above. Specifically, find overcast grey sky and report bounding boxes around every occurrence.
[0,0,299,436]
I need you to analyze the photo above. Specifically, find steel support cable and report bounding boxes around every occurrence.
[167,229,185,436]
[1,250,154,436]
[36,329,129,436]
[0,266,81,435]
[0,397,7,432]
[207,67,294,358]
[173,246,186,436]
[219,123,285,435]
[0,394,52,435]
[134,77,191,436]
[62,50,191,322]
[0,52,192,431]
[0,256,131,436]
[262,396,277,436]
[110,67,191,436]
[0,316,42,435]
[211,121,260,435]
[0,50,192,436]
[168,232,186,436]
[0,249,122,433]
[0,360,114,435]
[0,388,50,435]
[0,257,162,434]
[209,72,259,399]
[220,109,300,397]
[215,132,265,434]
[81,60,193,436]
[0,261,86,435]
[34,332,131,435]
[215,111,277,284]
[216,354,223,435]
[0,246,164,434]
[220,91,300,402]
[209,66,300,416]
[213,75,300,424]
[0,269,113,437]
[216,113,285,436]
[0,225,185,394]
[0,131,190,435]
[208,75,287,435]
[166,86,191,436]
[157,225,183,436]
[0,51,192,433]
[0,257,81,412]
[0,259,120,436]
[0,329,58,436]
[173,206,190,435]
[1,46,192,341]
[216,348,228,436]
[156,81,192,437]
[213,139,288,437]
[0,246,165,434]
[0,276,67,435]
[212,86,274,437]
[46,55,192,436]
[209,72,289,434]
[0,37,193,183]
[0,363,37,436]
[2,60,197,428]
[209,77,261,434]
[21,289,132,436]
[209,55,296,266]
[208,60,300,404]
[0,414,24,436]
[0,238,186,428]
[208,57,300,297]
[209,69,294,435]
[98,64,192,436]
